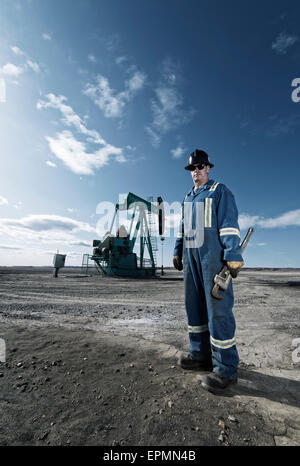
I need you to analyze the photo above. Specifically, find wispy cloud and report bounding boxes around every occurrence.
[46,160,57,168]
[238,109,300,138]
[238,214,257,230]
[267,114,300,136]
[115,56,127,66]
[10,45,25,56]
[105,33,120,52]
[258,209,300,228]
[37,93,125,174]
[26,59,40,73]
[88,53,97,63]
[146,87,195,147]
[0,196,8,206]
[171,142,186,159]
[161,57,182,85]
[239,209,300,230]
[42,33,52,41]
[3,44,42,79]
[146,58,196,147]
[145,126,161,148]
[0,214,95,233]
[37,93,106,144]
[0,63,23,77]
[272,32,298,54]
[46,130,123,175]
[83,70,147,119]
[0,214,95,248]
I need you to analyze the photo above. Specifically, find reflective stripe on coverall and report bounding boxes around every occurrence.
[174,179,243,379]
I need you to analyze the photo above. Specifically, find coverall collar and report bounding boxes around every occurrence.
[191,179,215,196]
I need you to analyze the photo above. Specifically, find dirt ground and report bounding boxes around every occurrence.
[0,266,299,446]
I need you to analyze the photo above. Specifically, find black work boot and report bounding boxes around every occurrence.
[201,373,237,394]
[178,353,213,371]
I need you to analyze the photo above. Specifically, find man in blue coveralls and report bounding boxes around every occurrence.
[173,149,244,394]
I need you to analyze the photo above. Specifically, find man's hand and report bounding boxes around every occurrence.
[227,261,244,278]
[173,255,183,271]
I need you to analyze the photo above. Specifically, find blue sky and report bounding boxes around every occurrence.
[0,0,300,267]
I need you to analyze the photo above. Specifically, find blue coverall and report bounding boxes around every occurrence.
[174,179,243,380]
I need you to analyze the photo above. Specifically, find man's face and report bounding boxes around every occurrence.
[191,164,210,186]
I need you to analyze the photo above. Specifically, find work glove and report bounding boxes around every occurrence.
[173,255,183,271]
[227,261,244,278]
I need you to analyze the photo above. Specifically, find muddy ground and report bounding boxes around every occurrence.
[0,266,299,446]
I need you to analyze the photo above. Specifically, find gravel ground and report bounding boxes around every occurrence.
[0,266,299,446]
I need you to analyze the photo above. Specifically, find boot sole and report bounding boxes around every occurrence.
[201,379,237,394]
[180,364,213,371]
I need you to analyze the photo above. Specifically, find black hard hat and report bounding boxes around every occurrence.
[185,149,214,171]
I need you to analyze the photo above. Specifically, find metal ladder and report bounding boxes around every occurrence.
[146,196,158,268]
[81,254,103,275]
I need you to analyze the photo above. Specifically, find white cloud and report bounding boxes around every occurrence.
[46,160,57,168]
[37,93,125,174]
[146,83,195,147]
[83,70,147,119]
[0,214,94,233]
[115,153,127,163]
[145,126,161,148]
[37,93,106,144]
[10,45,25,56]
[161,57,181,85]
[88,53,97,63]
[5,46,42,79]
[0,214,96,252]
[0,63,23,76]
[272,32,298,54]
[78,68,88,75]
[126,71,146,92]
[115,56,127,66]
[150,87,194,133]
[46,130,122,175]
[84,75,125,118]
[239,209,300,230]
[145,57,195,147]
[238,214,261,230]
[26,59,40,73]
[0,196,8,206]
[42,33,52,41]
[171,143,186,159]
[258,209,300,228]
